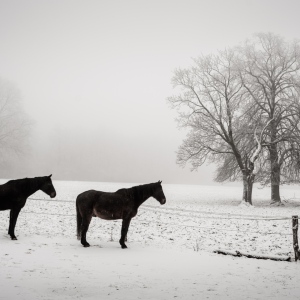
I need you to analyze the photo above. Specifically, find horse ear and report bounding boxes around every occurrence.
[158,180,162,184]
[49,174,52,178]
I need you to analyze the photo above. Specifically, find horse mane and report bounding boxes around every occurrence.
[7,176,47,191]
[116,182,158,200]
[130,182,158,200]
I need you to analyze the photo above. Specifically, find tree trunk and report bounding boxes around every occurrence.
[269,144,282,205]
[242,173,254,205]
[247,176,254,205]
[271,168,281,204]
[242,174,248,202]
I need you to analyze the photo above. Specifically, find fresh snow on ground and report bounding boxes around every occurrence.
[1,180,300,299]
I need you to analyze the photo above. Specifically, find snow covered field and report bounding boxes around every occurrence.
[1,180,300,299]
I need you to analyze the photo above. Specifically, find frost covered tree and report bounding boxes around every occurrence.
[0,78,32,163]
[239,33,300,205]
[168,33,300,205]
[167,49,266,204]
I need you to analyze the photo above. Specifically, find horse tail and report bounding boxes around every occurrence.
[76,198,82,240]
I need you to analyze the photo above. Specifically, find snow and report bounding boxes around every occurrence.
[1,180,300,299]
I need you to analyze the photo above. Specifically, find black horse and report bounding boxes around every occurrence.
[76,181,166,248]
[0,175,56,240]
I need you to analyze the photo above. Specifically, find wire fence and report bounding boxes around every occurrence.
[25,197,295,237]
[2,196,297,260]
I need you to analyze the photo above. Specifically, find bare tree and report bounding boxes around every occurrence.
[168,49,266,204]
[0,78,32,164]
[239,33,300,204]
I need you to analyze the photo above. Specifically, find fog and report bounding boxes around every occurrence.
[0,0,299,184]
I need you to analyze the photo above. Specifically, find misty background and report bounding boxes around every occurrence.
[1,0,300,184]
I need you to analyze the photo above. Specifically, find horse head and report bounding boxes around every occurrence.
[40,174,56,198]
[152,180,166,205]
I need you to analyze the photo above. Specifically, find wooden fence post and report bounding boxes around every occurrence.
[292,215,299,262]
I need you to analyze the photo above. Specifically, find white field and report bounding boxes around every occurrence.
[1,180,300,300]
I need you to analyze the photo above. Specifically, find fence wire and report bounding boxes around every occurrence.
[24,197,295,236]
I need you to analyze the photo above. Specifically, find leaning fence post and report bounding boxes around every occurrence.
[292,215,299,262]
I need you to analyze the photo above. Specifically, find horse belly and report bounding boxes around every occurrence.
[93,208,122,220]
[0,196,17,210]
[0,202,11,210]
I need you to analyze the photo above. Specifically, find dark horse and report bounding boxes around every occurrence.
[76,181,166,248]
[0,175,56,240]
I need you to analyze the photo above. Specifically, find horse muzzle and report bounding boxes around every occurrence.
[50,192,56,198]
[160,198,166,205]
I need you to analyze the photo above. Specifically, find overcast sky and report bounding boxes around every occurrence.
[1,0,300,184]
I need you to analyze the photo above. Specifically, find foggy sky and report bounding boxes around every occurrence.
[0,0,300,184]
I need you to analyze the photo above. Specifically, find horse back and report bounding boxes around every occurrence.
[77,190,126,206]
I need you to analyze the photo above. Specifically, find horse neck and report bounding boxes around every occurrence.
[133,184,154,208]
[25,177,43,197]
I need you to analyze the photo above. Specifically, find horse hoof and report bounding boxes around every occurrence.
[11,237,17,240]
[83,243,90,248]
[121,245,127,249]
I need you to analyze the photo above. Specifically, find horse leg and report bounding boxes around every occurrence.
[119,217,131,249]
[81,213,92,247]
[8,208,21,240]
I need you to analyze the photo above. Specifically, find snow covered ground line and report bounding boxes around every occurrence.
[1,234,300,300]
[1,180,300,299]
[5,180,298,258]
